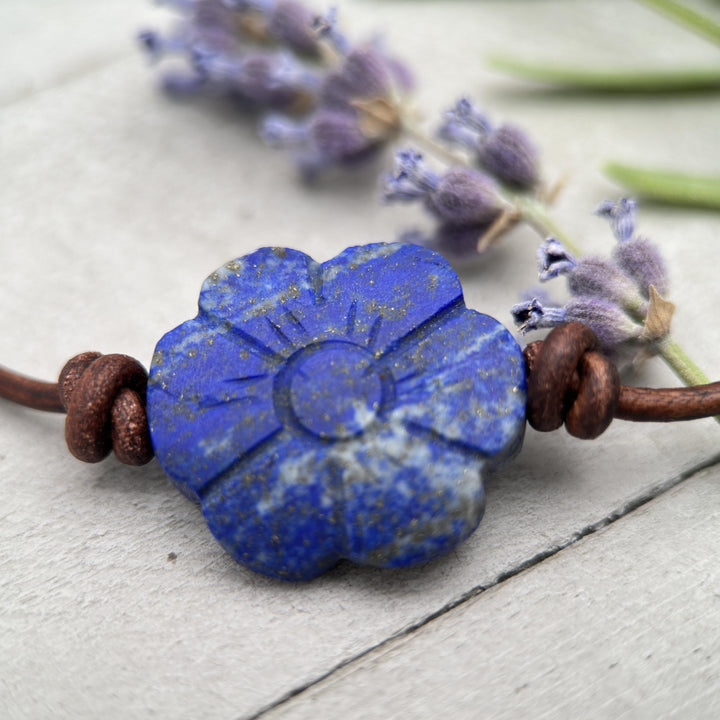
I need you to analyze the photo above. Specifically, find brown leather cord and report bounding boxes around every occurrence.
[3,322,720,461]
[616,384,720,422]
[0,353,153,466]
[0,365,64,413]
[524,323,620,439]
[59,353,153,466]
[525,322,720,439]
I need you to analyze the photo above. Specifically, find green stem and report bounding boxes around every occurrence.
[513,196,582,256]
[401,118,467,166]
[636,0,720,48]
[604,162,720,210]
[658,336,712,387]
[487,54,720,92]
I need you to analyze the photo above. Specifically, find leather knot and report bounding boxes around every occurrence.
[524,322,620,440]
[59,353,153,466]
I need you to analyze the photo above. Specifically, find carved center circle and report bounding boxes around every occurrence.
[288,343,382,440]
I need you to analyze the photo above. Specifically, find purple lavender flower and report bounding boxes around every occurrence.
[479,124,539,191]
[221,0,320,54]
[518,200,671,359]
[427,168,503,226]
[537,235,647,312]
[144,1,244,59]
[399,224,496,261]
[537,238,576,281]
[427,224,497,260]
[144,1,411,177]
[192,48,319,108]
[261,109,382,181]
[510,298,566,334]
[439,97,492,139]
[597,199,669,298]
[565,256,644,309]
[382,149,439,200]
[613,237,669,299]
[312,7,350,55]
[382,150,503,227]
[268,1,320,55]
[262,42,410,178]
[319,47,394,113]
[140,0,322,105]
[596,198,636,243]
[512,297,640,351]
[438,98,540,190]
[564,297,642,351]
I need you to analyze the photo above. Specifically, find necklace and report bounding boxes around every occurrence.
[3,241,720,581]
[4,0,720,584]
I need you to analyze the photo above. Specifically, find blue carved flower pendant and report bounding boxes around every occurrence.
[147,243,526,580]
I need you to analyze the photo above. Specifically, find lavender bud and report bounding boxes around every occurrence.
[424,167,502,227]
[437,120,480,152]
[259,114,309,147]
[479,124,539,190]
[437,98,491,152]
[382,53,414,94]
[268,1,319,55]
[447,97,492,135]
[195,0,238,29]
[318,70,353,111]
[309,110,372,160]
[401,225,494,262]
[596,198,636,242]
[312,7,349,55]
[194,49,317,108]
[382,150,440,202]
[317,47,393,116]
[342,47,391,99]
[264,109,380,180]
[537,238,576,281]
[567,256,643,309]
[511,298,566,334]
[428,224,494,260]
[565,297,641,351]
[612,236,669,299]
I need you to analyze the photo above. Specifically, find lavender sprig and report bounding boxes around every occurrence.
[438,98,539,190]
[139,1,713,395]
[514,198,712,390]
[141,3,413,179]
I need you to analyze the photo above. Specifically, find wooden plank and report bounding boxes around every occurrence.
[0,1,157,106]
[1,2,720,718]
[263,466,720,719]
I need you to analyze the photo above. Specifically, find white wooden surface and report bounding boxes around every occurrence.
[1,2,719,719]
[264,465,720,720]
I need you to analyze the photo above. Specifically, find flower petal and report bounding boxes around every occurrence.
[148,317,282,498]
[200,430,345,580]
[383,307,526,462]
[200,423,486,579]
[199,247,325,356]
[320,243,463,355]
[326,424,486,568]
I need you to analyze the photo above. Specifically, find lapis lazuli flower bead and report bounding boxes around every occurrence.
[147,243,526,580]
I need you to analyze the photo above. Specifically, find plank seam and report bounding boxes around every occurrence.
[243,450,720,720]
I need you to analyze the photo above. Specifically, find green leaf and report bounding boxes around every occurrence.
[604,162,720,210]
[487,55,720,93]
[637,0,720,49]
